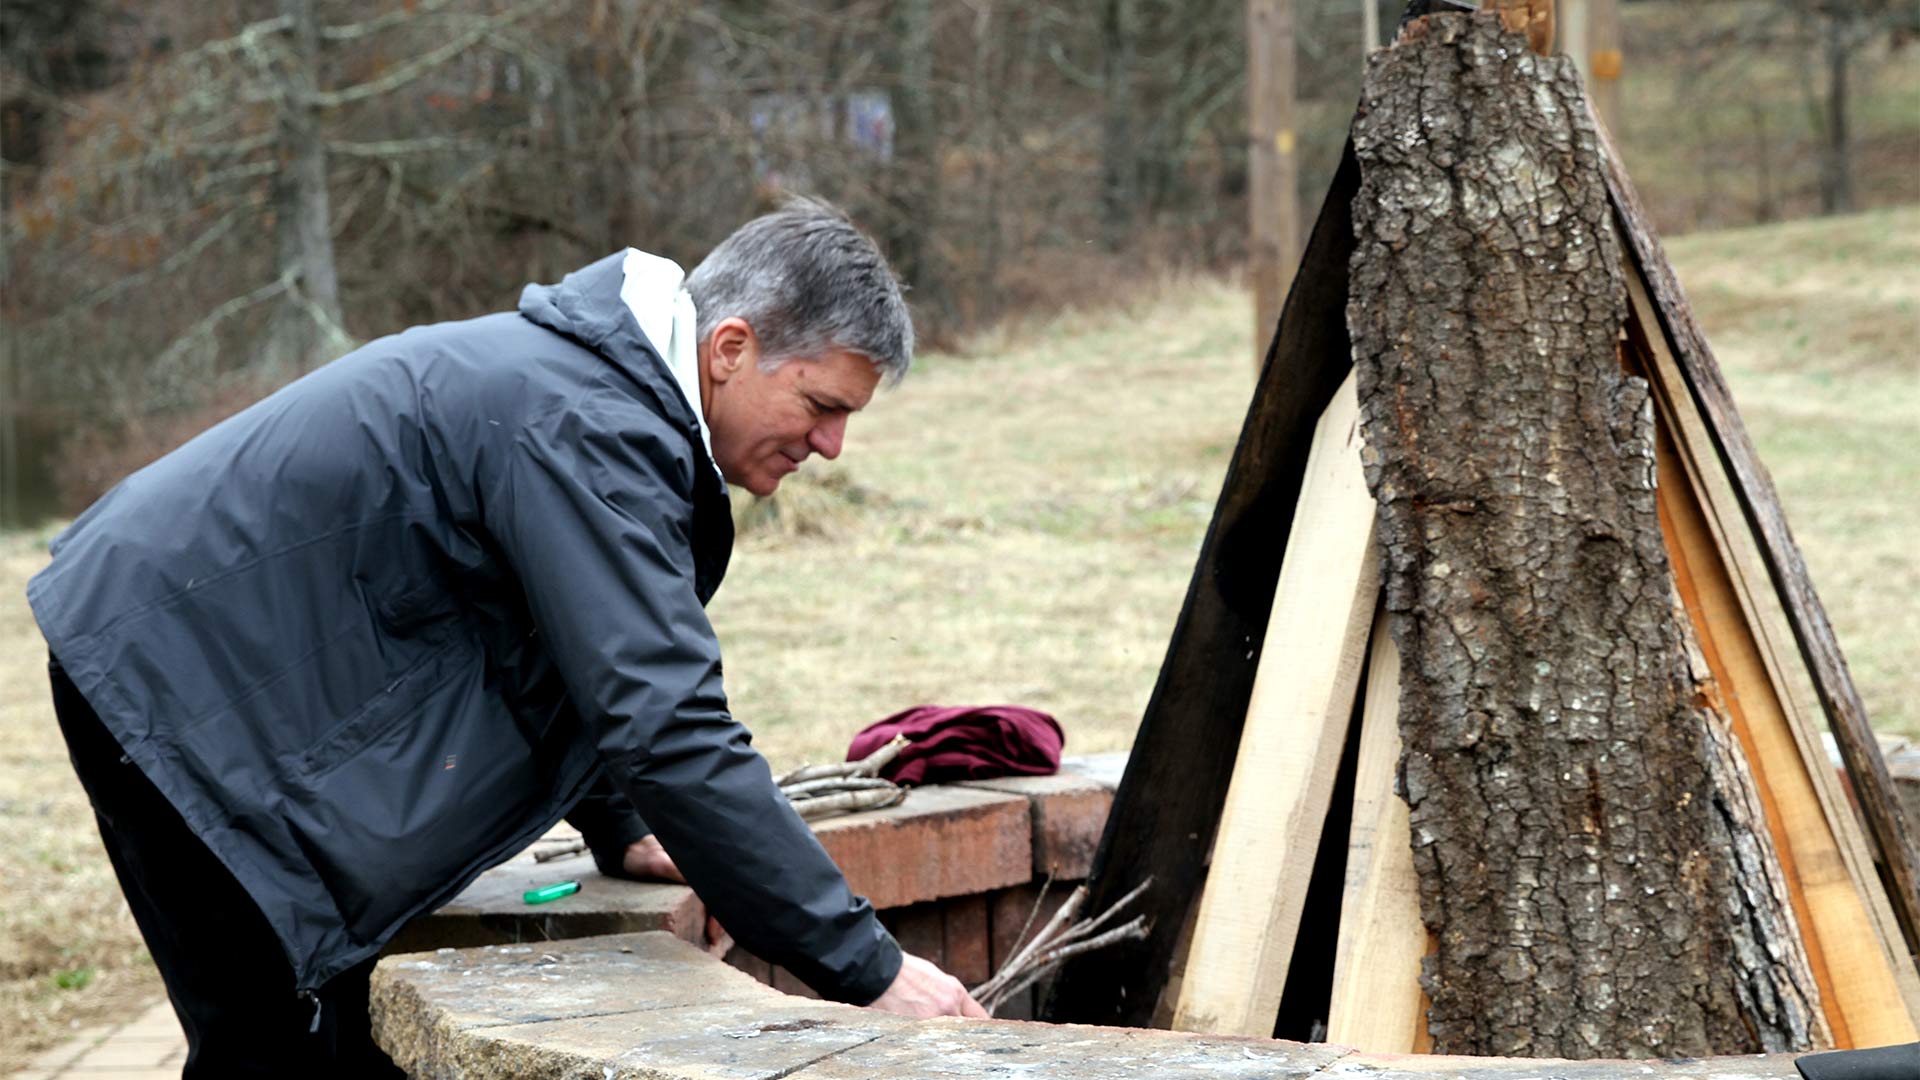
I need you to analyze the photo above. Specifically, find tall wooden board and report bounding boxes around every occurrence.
[1327,613,1431,1052]
[1169,373,1379,1037]
[1040,144,1362,1027]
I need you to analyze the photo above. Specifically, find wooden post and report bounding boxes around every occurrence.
[1586,0,1621,135]
[1247,0,1297,366]
[1559,0,1588,82]
[1559,0,1621,135]
[1362,0,1380,64]
[1169,371,1378,1036]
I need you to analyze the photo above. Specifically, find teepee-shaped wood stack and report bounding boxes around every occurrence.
[1042,0,1919,1058]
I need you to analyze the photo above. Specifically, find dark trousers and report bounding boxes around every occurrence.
[49,657,407,1078]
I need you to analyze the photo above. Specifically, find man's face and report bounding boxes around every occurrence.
[702,321,882,497]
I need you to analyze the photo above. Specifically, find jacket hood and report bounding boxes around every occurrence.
[518,253,712,464]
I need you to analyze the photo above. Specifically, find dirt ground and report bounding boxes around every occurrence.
[2,208,1916,1064]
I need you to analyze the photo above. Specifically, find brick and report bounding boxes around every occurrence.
[960,773,1113,880]
[118,1000,181,1039]
[987,885,1038,973]
[942,894,992,987]
[387,846,706,955]
[811,785,1030,909]
[884,902,947,967]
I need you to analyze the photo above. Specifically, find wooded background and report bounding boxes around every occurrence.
[2,0,1916,526]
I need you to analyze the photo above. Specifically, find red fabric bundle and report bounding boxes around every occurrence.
[845,705,1064,785]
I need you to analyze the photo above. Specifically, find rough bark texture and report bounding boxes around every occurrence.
[1348,13,1821,1059]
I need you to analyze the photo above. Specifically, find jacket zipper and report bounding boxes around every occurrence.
[299,989,322,1034]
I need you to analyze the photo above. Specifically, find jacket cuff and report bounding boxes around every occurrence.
[837,925,904,1007]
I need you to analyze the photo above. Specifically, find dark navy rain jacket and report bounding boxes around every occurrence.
[27,253,903,1002]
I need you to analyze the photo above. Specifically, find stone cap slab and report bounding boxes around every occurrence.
[386,846,707,956]
[371,932,1805,1080]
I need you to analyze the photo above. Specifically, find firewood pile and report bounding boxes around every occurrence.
[1041,1,1920,1061]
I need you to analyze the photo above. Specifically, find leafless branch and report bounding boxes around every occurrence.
[319,0,465,43]
[969,878,1153,1015]
[314,0,548,108]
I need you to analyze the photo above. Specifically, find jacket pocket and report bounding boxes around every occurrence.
[293,639,464,783]
[283,639,553,939]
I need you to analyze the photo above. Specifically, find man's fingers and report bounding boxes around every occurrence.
[622,835,687,883]
[957,990,989,1018]
[705,914,733,957]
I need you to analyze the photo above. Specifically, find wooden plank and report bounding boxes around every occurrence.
[1598,118,1920,954]
[1169,371,1380,1036]
[1326,612,1430,1053]
[1040,140,1362,1027]
[1624,276,1920,1044]
[1040,0,1480,1029]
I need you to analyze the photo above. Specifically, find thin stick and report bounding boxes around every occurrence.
[792,787,906,821]
[972,886,1088,1005]
[1004,875,1056,969]
[971,878,1155,1014]
[776,734,910,786]
[781,776,898,799]
[532,840,586,863]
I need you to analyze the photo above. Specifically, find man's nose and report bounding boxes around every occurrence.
[808,414,848,460]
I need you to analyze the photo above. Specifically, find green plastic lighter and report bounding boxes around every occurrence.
[523,880,582,905]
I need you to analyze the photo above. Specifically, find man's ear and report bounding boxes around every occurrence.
[705,317,759,385]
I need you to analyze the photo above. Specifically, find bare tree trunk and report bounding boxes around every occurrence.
[1100,0,1135,252]
[265,0,344,378]
[1819,10,1855,215]
[1349,13,1823,1058]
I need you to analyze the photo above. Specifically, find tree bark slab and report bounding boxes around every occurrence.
[1349,11,1819,1058]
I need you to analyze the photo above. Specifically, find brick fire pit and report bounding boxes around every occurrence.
[372,756,1803,1078]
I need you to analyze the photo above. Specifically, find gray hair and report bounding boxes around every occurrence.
[686,197,914,385]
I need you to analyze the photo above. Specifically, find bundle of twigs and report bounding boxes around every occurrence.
[969,876,1153,1016]
[776,734,911,821]
[534,735,916,863]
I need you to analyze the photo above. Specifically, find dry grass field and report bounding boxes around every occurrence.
[2,207,1916,1064]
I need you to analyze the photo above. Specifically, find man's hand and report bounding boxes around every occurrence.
[620,837,730,954]
[620,834,684,882]
[866,953,989,1019]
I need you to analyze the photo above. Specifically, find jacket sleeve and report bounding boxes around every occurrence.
[485,394,902,1004]
[563,765,654,881]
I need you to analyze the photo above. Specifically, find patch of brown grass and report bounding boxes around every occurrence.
[0,528,164,1065]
